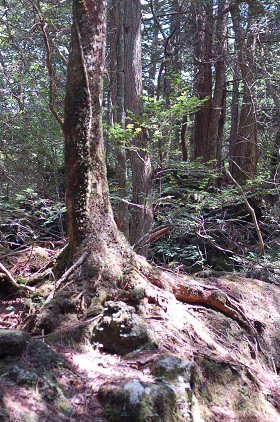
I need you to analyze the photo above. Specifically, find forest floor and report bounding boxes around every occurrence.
[0,241,280,421]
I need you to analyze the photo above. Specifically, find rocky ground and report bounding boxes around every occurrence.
[0,246,280,422]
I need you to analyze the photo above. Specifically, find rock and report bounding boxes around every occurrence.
[151,354,194,383]
[6,365,38,386]
[55,386,74,417]
[92,301,157,355]
[0,329,30,357]
[27,340,62,370]
[99,379,177,422]
[86,297,104,317]
[15,411,39,422]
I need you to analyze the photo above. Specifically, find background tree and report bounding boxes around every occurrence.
[109,0,129,238]
[124,0,153,255]
[229,1,261,182]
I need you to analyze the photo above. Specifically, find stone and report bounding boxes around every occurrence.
[0,329,30,357]
[6,365,38,386]
[26,340,62,370]
[151,354,195,383]
[92,301,157,355]
[99,379,177,422]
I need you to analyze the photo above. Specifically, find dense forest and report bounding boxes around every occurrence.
[0,0,279,420]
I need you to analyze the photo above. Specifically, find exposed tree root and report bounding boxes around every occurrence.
[132,257,266,354]
[35,246,267,357]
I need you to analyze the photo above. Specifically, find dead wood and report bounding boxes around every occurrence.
[0,262,34,292]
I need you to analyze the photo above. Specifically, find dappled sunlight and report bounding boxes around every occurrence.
[70,347,155,389]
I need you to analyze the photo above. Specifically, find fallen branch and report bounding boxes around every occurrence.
[133,225,170,252]
[0,262,20,288]
[226,170,265,256]
[0,262,34,291]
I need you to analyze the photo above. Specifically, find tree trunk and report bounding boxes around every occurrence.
[230,6,258,183]
[191,0,213,162]
[124,0,153,256]
[64,0,118,259]
[206,0,228,164]
[229,52,240,174]
[148,0,159,98]
[110,0,129,238]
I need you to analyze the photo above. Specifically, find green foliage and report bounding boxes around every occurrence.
[0,190,66,250]
[150,163,279,275]
[0,0,69,198]
[108,76,205,164]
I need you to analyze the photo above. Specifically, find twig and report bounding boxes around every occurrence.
[0,262,20,288]
[0,262,34,291]
[226,170,265,256]
[45,252,89,304]
[32,313,103,339]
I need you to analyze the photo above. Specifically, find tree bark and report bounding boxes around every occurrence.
[206,0,228,164]
[230,5,258,183]
[110,0,129,238]
[191,0,213,161]
[64,0,117,258]
[124,0,153,256]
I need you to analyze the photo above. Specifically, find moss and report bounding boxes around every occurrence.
[92,301,157,355]
[201,359,238,385]
[86,297,104,317]
[151,354,194,383]
[128,287,145,302]
[0,329,30,357]
[99,380,179,422]
[55,387,73,417]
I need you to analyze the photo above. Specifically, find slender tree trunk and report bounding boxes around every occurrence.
[229,52,239,174]
[206,0,228,164]
[124,0,153,256]
[230,6,258,182]
[110,0,129,238]
[181,114,188,162]
[148,0,159,98]
[191,0,213,161]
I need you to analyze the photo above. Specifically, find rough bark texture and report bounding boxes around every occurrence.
[191,0,213,161]
[64,0,117,258]
[230,5,258,183]
[124,0,153,255]
[110,0,129,238]
[206,0,228,164]
[229,52,240,173]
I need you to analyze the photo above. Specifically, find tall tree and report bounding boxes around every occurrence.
[230,2,260,182]
[206,0,228,165]
[191,0,228,165]
[64,0,119,260]
[190,0,213,161]
[109,0,129,238]
[124,0,153,255]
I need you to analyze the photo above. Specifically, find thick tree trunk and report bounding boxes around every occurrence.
[124,0,153,256]
[64,0,117,258]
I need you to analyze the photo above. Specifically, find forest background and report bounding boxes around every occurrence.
[0,0,279,279]
[0,1,279,420]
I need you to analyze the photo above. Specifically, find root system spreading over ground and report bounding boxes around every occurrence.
[0,242,280,421]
